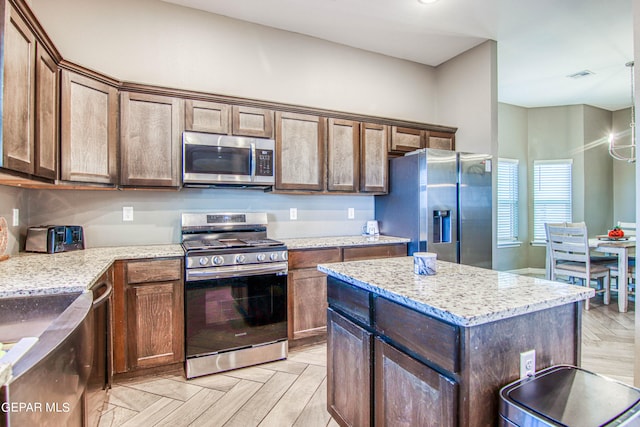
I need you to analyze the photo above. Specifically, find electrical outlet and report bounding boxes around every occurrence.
[12,209,19,227]
[122,206,134,222]
[289,208,297,220]
[348,208,355,219]
[520,349,535,379]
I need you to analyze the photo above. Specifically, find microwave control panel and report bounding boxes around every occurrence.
[256,149,274,176]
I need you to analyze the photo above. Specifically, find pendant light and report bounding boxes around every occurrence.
[609,61,636,163]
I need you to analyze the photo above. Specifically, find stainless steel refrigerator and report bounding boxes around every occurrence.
[375,149,493,269]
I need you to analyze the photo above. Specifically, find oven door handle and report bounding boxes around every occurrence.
[186,262,288,281]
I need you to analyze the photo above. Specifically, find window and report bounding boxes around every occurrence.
[533,159,573,243]
[497,158,519,246]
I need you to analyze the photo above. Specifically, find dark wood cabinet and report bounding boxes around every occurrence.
[185,99,230,134]
[360,123,388,193]
[374,338,457,427]
[327,119,359,192]
[1,4,36,176]
[113,258,184,374]
[232,105,274,138]
[120,92,184,187]
[60,70,118,184]
[275,111,326,191]
[390,126,424,154]
[427,130,456,150]
[327,308,372,427]
[34,43,59,179]
[287,243,406,347]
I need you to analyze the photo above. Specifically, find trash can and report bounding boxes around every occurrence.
[499,365,640,426]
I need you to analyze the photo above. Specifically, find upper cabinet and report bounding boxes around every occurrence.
[184,99,230,134]
[360,123,388,193]
[34,44,59,180]
[120,92,184,187]
[2,3,59,180]
[232,106,274,138]
[427,131,456,151]
[327,119,359,192]
[60,70,118,184]
[275,112,326,191]
[390,126,424,155]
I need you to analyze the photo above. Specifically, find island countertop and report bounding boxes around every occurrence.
[318,256,594,327]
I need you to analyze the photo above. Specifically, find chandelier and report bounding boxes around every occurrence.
[609,61,636,163]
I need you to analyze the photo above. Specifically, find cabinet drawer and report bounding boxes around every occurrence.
[288,247,341,269]
[327,277,371,327]
[343,244,407,261]
[374,297,459,373]
[126,258,182,284]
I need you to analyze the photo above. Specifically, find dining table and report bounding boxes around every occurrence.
[588,236,636,313]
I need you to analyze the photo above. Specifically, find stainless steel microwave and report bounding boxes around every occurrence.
[182,131,275,188]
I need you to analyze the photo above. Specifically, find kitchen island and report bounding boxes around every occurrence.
[318,257,594,426]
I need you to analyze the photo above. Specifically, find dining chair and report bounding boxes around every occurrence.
[545,222,610,310]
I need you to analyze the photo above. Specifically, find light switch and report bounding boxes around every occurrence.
[290,208,297,220]
[123,206,134,222]
[348,208,355,219]
[12,209,19,227]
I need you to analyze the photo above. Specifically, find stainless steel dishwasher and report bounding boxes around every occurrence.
[84,269,113,427]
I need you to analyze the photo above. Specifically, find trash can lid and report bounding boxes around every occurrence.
[506,366,640,426]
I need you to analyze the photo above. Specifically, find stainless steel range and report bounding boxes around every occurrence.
[181,212,288,379]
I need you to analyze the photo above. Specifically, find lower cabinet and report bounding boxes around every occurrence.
[327,309,372,427]
[374,339,457,427]
[113,257,184,374]
[287,243,407,347]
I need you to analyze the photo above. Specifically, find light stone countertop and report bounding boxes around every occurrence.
[318,256,595,327]
[0,245,184,298]
[280,235,410,250]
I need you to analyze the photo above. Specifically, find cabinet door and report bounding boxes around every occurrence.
[120,92,184,187]
[390,126,424,154]
[232,105,274,138]
[374,338,457,427]
[127,280,184,369]
[327,119,359,192]
[327,308,372,427]
[34,43,58,179]
[60,70,117,184]
[289,268,328,340]
[185,99,230,134]
[360,123,388,193]
[427,131,455,151]
[2,5,35,175]
[275,112,326,191]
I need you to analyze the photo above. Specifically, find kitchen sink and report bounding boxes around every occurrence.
[0,291,93,427]
[0,292,81,345]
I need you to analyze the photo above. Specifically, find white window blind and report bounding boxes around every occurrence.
[533,159,572,242]
[497,158,519,245]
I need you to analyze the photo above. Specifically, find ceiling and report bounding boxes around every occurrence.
[161,0,634,112]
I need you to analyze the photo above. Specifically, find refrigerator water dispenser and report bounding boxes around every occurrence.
[433,210,451,243]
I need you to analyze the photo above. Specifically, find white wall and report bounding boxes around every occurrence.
[24,189,373,248]
[435,40,498,156]
[30,0,438,123]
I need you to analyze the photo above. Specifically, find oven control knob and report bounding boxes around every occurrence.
[199,257,209,266]
[257,253,266,262]
[281,251,288,261]
[236,255,246,264]
[212,256,224,265]
[270,252,279,261]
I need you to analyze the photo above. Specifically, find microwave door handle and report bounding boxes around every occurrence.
[250,143,256,181]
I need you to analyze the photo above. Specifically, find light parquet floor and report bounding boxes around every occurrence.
[99,298,636,427]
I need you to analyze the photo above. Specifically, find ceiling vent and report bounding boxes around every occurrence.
[567,70,595,79]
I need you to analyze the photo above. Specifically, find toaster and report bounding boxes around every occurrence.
[25,226,85,253]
